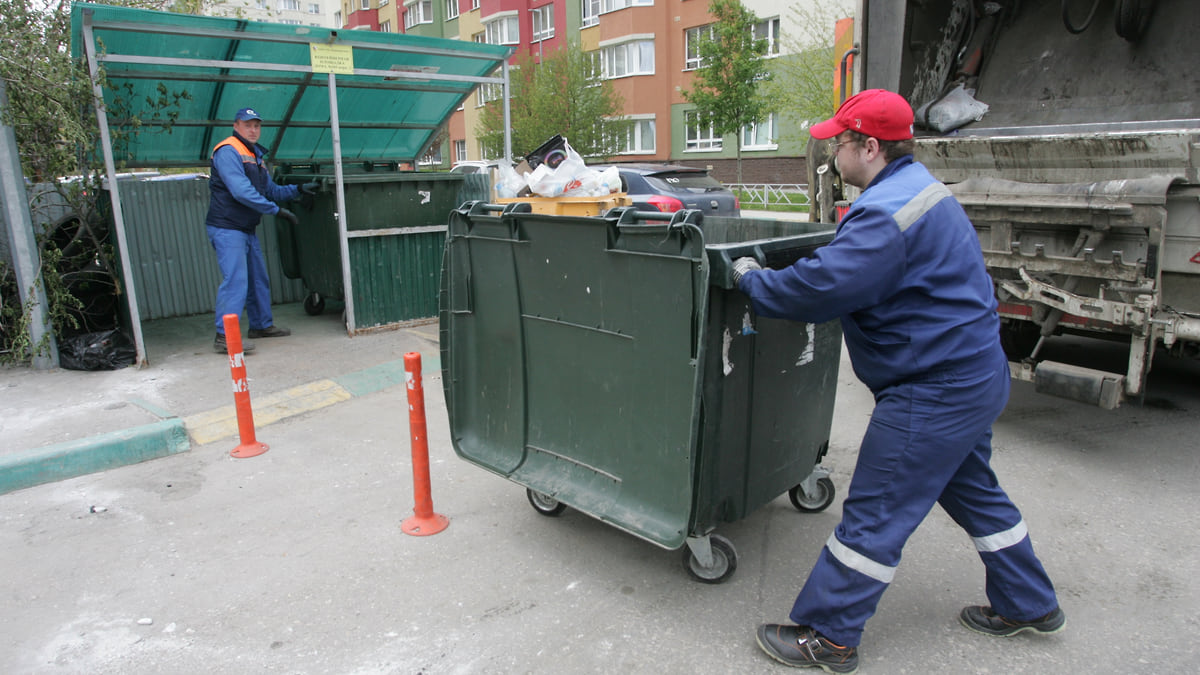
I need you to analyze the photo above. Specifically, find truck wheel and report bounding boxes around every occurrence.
[789,477,835,513]
[303,292,325,316]
[682,534,737,584]
[526,489,567,516]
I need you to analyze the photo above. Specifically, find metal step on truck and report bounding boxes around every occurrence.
[810,0,1200,408]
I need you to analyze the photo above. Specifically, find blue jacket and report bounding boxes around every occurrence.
[738,156,1001,393]
[205,132,299,233]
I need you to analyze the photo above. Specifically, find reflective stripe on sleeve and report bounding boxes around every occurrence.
[826,533,896,584]
[972,519,1029,553]
[893,182,953,232]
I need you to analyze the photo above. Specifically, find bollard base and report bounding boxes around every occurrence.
[402,512,449,536]
[231,442,269,458]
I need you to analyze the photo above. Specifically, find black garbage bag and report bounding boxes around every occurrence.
[58,328,136,371]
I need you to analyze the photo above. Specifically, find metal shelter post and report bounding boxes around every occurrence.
[0,80,58,369]
[502,61,513,162]
[327,72,355,335]
[81,10,147,366]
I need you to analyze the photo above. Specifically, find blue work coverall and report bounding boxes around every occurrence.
[205,133,299,335]
[738,155,1058,647]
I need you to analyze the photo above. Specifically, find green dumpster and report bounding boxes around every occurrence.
[439,202,842,583]
[275,170,486,328]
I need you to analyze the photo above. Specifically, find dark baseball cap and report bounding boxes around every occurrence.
[235,107,263,122]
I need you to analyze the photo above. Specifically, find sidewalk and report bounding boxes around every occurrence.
[1,302,439,494]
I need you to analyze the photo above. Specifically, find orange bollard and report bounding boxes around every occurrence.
[223,314,269,459]
[401,352,449,536]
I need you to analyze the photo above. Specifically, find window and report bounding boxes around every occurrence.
[308,2,321,13]
[685,25,713,70]
[581,0,599,27]
[454,140,467,163]
[255,0,267,9]
[419,145,443,166]
[483,15,519,44]
[380,19,391,32]
[477,82,504,105]
[600,0,652,13]
[279,0,300,10]
[360,0,369,9]
[598,39,654,79]
[531,5,554,42]
[404,0,433,28]
[742,113,778,150]
[471,0,479,10]
[445,0,459,19]
[685,110,721,151]
[755,17,781,56]
[334,10,341,26]
[615,116,655,154]
[280,18,303,24]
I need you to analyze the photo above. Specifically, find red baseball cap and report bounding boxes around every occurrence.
[810,89,914,141]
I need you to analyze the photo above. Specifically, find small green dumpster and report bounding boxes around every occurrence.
[439,202,842,583]
[276,170,487,329]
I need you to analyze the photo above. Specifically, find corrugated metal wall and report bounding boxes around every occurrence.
[118,178,304,320]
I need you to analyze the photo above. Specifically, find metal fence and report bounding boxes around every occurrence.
[727,184,810,210]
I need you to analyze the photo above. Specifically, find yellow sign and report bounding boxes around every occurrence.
[309,43,354,75]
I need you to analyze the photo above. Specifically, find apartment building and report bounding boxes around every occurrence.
[210,0,338,28]
[330,0,851,181]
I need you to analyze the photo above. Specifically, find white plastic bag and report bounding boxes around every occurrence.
[494,160,527,198]
[916,83,989,133]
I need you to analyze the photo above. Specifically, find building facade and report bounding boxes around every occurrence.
[213,0,852,182]
[209,0,339,28]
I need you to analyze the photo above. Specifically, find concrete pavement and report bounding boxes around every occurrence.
[2,302,1199,673]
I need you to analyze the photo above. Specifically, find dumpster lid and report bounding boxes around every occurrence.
[70,2,512,168]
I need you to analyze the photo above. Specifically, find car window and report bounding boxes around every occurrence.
[644,173,724,192]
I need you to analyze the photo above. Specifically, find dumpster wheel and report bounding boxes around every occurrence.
[304,292,325,316]
[682,534,737,584]
[526,489,567,517]
[789,477,835,513]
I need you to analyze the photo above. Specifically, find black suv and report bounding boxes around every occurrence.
[592,163,740,216]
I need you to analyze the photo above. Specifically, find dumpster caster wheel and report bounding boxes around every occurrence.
[682,534,737,584]
[527,489,567,517]
[789,477,835,513]
[304,292,325,316]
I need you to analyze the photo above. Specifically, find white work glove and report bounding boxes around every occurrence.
[731,257,762,285]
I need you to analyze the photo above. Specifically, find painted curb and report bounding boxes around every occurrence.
[0,418,190,496]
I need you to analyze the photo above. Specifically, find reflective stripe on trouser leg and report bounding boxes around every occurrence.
[938,436,1059,622]
[790,349,1012,647]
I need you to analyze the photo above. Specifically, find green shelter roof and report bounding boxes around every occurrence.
[70,2,511,168]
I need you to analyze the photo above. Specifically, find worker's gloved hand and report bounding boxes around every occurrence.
[276,207,300,226]
[731,257,762,285]
[299,181,320,195]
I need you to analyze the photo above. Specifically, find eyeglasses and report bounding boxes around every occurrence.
[829,139,857,153]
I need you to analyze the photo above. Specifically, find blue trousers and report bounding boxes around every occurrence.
[790,347,1058,647]
[207,226,273,335]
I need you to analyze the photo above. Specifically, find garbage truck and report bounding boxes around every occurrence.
[810,0,1200,408]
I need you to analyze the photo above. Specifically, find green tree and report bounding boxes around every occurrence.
[0,0,195,364]
[683,0,770,185]
[476,42,629,162]
[762,3,852,148]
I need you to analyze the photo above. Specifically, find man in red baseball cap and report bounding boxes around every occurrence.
[733,90,1063,673]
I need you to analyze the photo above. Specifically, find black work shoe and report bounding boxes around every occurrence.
[756,624,858,673]
[960,605,1066,637]
[214,333,255,354]
[248,325,291,338]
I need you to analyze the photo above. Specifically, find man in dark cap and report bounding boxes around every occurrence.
[735,89,1064,673]
[206,106,317,353]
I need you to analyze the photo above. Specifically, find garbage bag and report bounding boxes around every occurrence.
[916,83,989,133]
[58,328,136,371]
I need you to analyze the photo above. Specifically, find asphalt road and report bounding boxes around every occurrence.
[1,321,1198,674]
